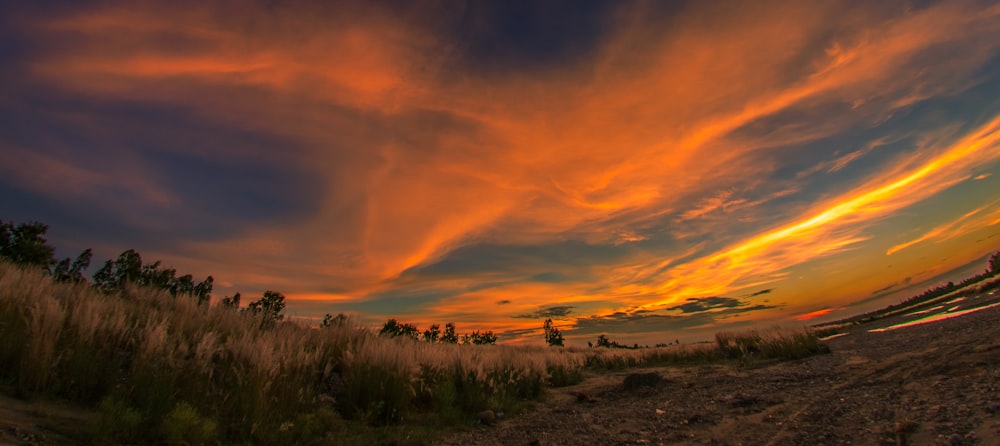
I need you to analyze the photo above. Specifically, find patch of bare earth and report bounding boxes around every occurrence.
[441,295,1000,446]
[0,392,94,446]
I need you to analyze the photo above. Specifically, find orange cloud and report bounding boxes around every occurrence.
[795,308,835,321]
[616,113,1000,313]
[14,0,1000,341]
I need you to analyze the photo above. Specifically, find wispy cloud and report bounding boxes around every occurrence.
[887,201,1000,255]
[794,308,835,321]
[668,297,747,314]
[512,305,575,319]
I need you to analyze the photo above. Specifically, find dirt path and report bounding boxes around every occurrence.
[0,392,94,446]
[442,294,1000,445]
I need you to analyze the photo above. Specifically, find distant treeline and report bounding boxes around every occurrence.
[816,250,1000,328]
[1,218,566,342]
[1,219,286,324]
[374,317,571,347]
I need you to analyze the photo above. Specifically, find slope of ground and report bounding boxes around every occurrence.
[442,291,1000,446]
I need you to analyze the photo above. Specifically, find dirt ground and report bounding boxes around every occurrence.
[442,291,1000,446]
[0,392,93,446]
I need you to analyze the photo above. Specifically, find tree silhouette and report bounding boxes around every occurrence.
[92,249,212,303]
[594,334,611,348]
[248,291,285,327]
[93,249,142,294]
[440,322,459,344]
[379,319,419,339]
[93,260,119,294]
[52,248,92,284]
[543,318,564,347]
[463,330,498,345]
[0,220,55,268]
[192,276,214,305]
[990,251,999,275]
[422,324,441,342]
[139,260,175,289]
[592,334,639,349]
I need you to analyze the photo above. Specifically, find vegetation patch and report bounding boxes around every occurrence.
[0,218,836,444]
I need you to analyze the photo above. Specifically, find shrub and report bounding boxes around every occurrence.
[96,397,143,443]
[543,318,564,347]
[547,363,585,387]
[160,401,218,445]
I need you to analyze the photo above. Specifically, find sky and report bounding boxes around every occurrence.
[2,0,1000,346]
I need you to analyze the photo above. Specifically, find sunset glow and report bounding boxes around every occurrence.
[3,0,1000,345]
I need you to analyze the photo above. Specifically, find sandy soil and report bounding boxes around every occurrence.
[442,291,1000,446]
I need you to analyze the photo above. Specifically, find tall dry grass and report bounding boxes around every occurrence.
[0,261,828,444]
[715,326,831,361]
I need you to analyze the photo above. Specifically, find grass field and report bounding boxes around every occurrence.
[0,261,828,445]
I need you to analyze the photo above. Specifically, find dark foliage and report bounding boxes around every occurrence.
[592,334,642,349]
[462,330,498,345]
[543,318,564,347]
[52,249,92,284]
[379,319,420,339]
[247,291,286,327]
[422,324,441,342]
[93,249,213,303]
[0,220,56,269]
[441,322,459,344]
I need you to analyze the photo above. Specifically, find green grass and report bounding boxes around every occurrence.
[0,261,829,444]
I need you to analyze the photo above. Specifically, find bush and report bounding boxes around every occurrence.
[96,397,143,443]
[339,363,414,424]
[160,401,218,445]
[547,363,585,387]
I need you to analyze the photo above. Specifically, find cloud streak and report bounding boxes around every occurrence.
[887,201,1000,255]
